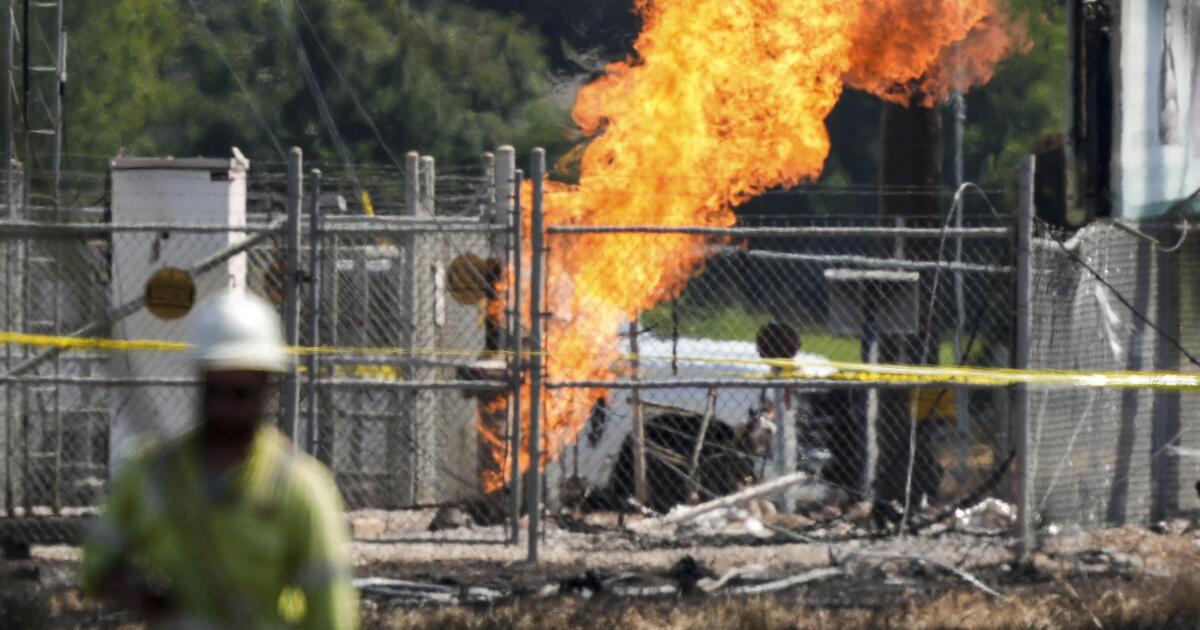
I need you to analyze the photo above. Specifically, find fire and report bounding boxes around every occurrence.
[481,0,1024,492]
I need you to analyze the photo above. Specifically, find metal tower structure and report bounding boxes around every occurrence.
[6,0,65,215]
[3,0,67,515]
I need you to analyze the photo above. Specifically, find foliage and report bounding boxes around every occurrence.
[964,0,1069,192]
[63,0,570,166]
[54,1,1064,201]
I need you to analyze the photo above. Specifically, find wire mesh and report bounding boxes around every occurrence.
[8,165,1200,557]
[0,167,516,545]
[537,213,1018,543]
[1026,218,1200,533]
[0,223,283,543]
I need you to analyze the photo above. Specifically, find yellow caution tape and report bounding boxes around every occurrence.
[3,331,1199,390]
[0,332,190,352]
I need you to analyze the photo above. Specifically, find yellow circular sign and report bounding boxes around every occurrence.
[145,267,196,320]
[446,254,493,305]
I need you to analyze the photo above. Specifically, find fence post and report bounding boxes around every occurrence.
[410,155,438,504]
[1014,155,1035,561]
[491,146,518,540]
[630,315,648,506]
[305,169,322,456]
[397,152,420,506]
[527,148,546,563]
[509,167,524,546]
[283,147,303,443]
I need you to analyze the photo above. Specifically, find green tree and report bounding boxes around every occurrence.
[963,0,1068,191]
[62,1,569,168]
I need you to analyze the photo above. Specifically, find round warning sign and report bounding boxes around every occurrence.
[755,321,800,359]
[446,254,492,305]
[145,267,196,320]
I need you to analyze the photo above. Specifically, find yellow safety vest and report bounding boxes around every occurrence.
[81,426,358,629]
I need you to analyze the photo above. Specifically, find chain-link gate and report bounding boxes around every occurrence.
[0,149,524,546]
[0,219,288,543]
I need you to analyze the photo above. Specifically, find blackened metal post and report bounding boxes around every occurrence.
[527,148,546,563]
[283,147,303,442]
[305,168,322,455]
[1014,155,1035,560]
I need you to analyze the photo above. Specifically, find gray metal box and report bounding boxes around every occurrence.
[823,269,921,336]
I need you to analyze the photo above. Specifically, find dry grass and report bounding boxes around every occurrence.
[7,573,1200,629]
[367,573,1200,630]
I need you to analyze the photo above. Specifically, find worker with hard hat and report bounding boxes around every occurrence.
[81,290,358,629]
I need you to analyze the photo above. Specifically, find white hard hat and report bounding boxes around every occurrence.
[188,290,290,373]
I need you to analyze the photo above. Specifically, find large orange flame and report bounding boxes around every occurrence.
[482,0,1024,492]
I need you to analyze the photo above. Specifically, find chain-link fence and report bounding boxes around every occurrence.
[0,220,289,542]
[533,209,1019,543]
[1026,216,1200,533]
[6,149,1200,560]
[0,150,522,545]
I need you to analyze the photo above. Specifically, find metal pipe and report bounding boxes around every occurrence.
[323,214,504,226]
[413,155,436,504]
[0,221,283,236]
[282,148,303,442]
[546,225,1011,239]
[320,223,508,235]
[729,249,1013,275]
[494,147,517,527]
[526,148,545,563]
[397,151,419,506]
[314,355,494,369]
[544,379,984,391]
[0,376,511,390]
[481,151,495,220]
[0,217,506,234]
[0,376,201,387]
[508,168,523,546]
[305,168,322,456]
[1014,156,1035,561]
[420,156,435,217]
[320,379,509,391]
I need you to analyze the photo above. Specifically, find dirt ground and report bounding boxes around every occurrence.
[5,521,1200,629]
